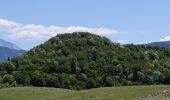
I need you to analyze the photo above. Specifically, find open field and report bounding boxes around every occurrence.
[0,85,169,100]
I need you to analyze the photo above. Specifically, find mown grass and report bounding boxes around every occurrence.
[0,85,169,100]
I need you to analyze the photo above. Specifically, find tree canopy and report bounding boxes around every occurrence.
[0,32,169,89]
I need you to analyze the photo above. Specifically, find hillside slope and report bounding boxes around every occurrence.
[0,32,169,89]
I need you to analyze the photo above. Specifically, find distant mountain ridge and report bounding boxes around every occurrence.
[0,39,25,62]
[0,39,21,50]
[143,41,170,48]
[0,46,25,62]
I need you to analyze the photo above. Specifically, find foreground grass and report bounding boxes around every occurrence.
[0,85,169,100]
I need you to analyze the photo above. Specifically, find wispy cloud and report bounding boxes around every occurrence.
[0,19,19,27]
[117,40,129,44]
[0,19,122,40]
[160,36,170,41]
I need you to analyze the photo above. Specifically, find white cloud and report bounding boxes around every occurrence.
[160,36,170,41]
[0,19,122,40]
[117,40,129,44]
[0,19,19,27]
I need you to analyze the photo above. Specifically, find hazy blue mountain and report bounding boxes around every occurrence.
[0,46,25,62]
[0,39,25,62]
[144,41,170,48]
[0,39,21,50]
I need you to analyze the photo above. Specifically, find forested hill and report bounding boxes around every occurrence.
[0,32,170,90]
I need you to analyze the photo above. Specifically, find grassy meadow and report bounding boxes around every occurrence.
[0,85,169,100]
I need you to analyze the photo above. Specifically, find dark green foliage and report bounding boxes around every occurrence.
[13,72,30,85]
[86,77,97,89]
[0,32,169,89]
[0,61,16,74]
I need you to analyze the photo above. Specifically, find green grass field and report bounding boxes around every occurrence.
[0,85,169,100]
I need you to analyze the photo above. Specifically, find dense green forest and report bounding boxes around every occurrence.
[0,32,169,90]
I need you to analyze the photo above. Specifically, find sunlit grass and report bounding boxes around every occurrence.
[0,85,169,100]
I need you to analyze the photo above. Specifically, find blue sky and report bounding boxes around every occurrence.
[0,0,170,50]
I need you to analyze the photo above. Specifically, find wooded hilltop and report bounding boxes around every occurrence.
[0,32,169,90]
